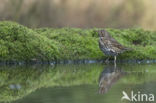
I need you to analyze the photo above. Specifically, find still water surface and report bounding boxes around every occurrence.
[0,63,156,103]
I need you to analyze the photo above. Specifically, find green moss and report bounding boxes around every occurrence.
[35,28,104,60]
[0,21,156,62]
[0,21,58,62]
[106,28,156,59]
[35,27,156,60]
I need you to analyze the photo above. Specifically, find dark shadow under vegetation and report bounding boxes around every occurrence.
[0,21,156,63]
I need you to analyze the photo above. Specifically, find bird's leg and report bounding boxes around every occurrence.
[105,57,110,64]
[114,60,116,70]
[114,56,116,64]
[114,56,117,71]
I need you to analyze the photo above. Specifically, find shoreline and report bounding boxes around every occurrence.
[0,59,156,66]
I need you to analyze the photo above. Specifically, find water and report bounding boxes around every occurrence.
[0,63,156,103]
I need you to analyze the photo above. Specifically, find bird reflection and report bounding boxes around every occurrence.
[98,65,125,94]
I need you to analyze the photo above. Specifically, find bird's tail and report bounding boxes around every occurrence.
[122,47,133,52]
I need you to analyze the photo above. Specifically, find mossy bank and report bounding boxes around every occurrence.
[0,21,156,63]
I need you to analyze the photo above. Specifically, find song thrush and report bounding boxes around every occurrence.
[98,30,130,63]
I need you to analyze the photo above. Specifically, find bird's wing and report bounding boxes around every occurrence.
[103,39,126,53]
[100,37,131,53]
[110,38,130,51]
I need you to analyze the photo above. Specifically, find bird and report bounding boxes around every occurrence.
[98,30,131,63]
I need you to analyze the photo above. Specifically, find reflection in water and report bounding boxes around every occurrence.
[98,65,125,94]
[0,64,103,103]
[0,64,156,103]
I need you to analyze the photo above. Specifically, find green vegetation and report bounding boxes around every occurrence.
[0,21,58,62]
[106,28,156,60]
[0,21,156,62]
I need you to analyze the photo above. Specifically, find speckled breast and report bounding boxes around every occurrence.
[99,40,118,56]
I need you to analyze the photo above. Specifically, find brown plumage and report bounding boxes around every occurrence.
[98,30,130,63]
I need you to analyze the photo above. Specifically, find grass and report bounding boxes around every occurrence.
[0,21,156,62]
